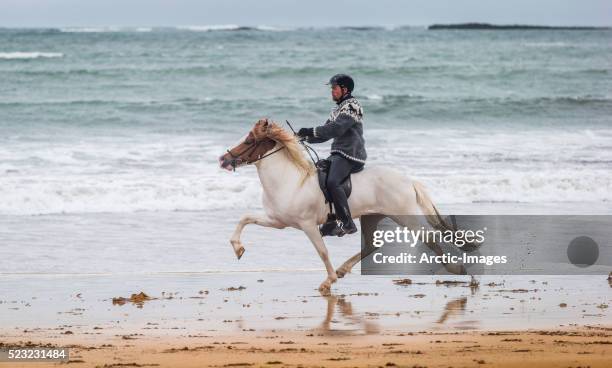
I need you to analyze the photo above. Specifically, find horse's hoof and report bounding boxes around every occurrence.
[318,285,331,295]
[236,246,245,260]
[336,268,348,278]
[318,281,331,294]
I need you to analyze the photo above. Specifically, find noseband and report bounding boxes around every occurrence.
[226,138,285,171]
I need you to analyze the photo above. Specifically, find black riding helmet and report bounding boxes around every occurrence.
[326,74,354,93]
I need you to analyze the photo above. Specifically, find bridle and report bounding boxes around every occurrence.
[225,120,319,171]
[225,136,285,171]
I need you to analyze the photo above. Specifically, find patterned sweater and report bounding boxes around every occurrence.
[306,94,367,164]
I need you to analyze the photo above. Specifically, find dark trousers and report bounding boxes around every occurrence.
[327,153,363,224]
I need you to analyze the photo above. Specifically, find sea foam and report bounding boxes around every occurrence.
[0,52,63,59]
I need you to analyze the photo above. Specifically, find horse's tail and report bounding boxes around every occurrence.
[412,180,456,233]
[412,180,482,252]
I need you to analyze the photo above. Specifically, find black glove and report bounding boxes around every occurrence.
[297,127,314,138]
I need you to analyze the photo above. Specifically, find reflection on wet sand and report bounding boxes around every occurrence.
[434,277,480,329]
[0,273,608,338]
[318,293,380,335]
[317,287,477,335]
[436,297,468,324]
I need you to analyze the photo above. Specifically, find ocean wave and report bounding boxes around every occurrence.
[523,42,570,48]
[425,173,612,205]
[253,25,291,32]
[177,24,241,32]
[0,28,64,36]
[2,64,608,84]
[362,93,612,108]
[338,26,386,31]
[0,96,266,109]
[1,94,608,114]
[1,126,611,215]
[253,66,330,78]
[0,99,144,107]
[0,173,265,216]
[0,52,63,60]
[60,27,121,33]
[58,27,153,33]
[0,94,326,112]
[175,24,286,32]
[576,68,610,75]
[1,170,609,216]
[354,64,448,75]
[3,64,225,78]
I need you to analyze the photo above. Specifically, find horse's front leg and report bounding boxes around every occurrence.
[230,213,285,259]
[301,224,337,294]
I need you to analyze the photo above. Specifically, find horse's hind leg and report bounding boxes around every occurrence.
[336,252,361,278]
[230,213,285,259]
[336,214,385,278]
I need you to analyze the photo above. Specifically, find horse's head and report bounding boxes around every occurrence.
[219,118,278,171]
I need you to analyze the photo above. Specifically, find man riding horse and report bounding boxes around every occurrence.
[297,74,366,237]
[218,76,469,292]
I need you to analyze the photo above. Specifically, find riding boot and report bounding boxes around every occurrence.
[319,153,360,237]
[325,186,357,237]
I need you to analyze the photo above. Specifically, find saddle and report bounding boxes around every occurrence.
[316,158,363,215]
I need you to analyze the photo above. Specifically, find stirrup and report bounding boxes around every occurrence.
[320,220,357,237]
[338,221,358,237]
[319,218,339,237]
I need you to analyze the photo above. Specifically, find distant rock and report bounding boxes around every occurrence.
[428,23,608,30]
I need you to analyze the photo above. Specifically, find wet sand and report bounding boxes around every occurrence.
[0,272,610,367]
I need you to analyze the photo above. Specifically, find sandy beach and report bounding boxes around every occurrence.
[3,327,611,367]
[1,270,610,367]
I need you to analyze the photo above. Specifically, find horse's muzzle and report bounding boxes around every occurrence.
[219,155,233,171]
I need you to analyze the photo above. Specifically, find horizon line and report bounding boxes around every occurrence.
[1,22,611,29]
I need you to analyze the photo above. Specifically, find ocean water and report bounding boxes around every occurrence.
[1,26,611,215]
[0,27,611,275]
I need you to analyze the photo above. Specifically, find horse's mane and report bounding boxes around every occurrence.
[265,123,315,178]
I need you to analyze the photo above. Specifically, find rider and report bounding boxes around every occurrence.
[297,74,367,237]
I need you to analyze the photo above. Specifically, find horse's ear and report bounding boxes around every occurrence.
[263,118,273,134]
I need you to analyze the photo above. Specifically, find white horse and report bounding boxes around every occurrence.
[219,119,459,293]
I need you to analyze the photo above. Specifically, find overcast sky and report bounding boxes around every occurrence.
[0,0,610,28]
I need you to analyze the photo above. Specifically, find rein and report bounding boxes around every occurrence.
[285,120,319,167]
